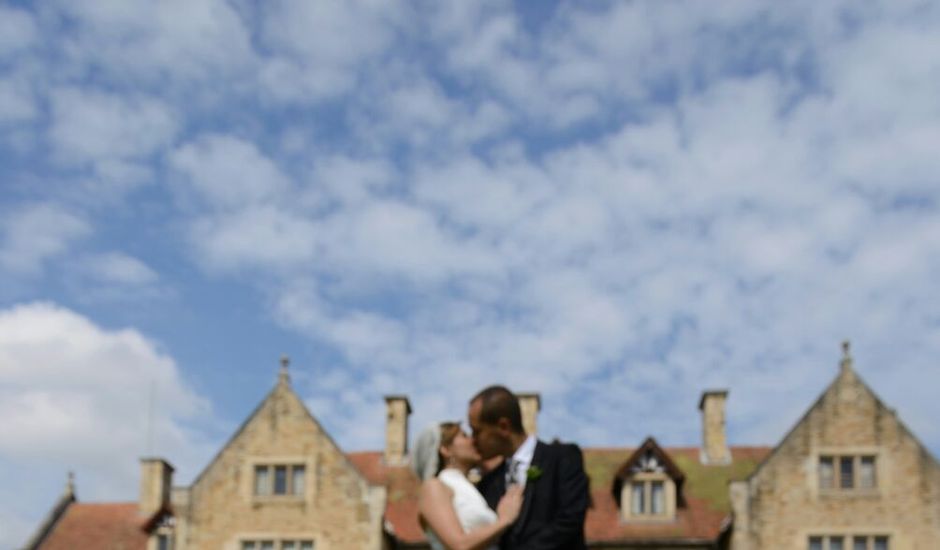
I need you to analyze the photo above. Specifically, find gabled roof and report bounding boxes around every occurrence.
[611,437,687,507]
[29,503,146,550]
[745,348,940,484]
[190,374,376,490]
[22,485,75,550]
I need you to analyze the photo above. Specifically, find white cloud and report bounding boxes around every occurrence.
[0,6,37,57]
[49,87,177,167]
[165,1,940,463]
[171,134,292,209]
[0,76,37,122]
[255,0,403,103]
[0,303,215,549]
[190,205,319,271]
[0,203,91,275]
[81,252,159,286]
[324,199,499,283]
[2,0,940,509]
[51,0,256,87]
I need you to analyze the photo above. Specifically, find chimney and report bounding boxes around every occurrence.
[518,393,541,436]
[699,390,731,465]
[384,395,412,465]
[139,458,174,517]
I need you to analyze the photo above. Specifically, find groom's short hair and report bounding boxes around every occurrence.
[471,385,524,434]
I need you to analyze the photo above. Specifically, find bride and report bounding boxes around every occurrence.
[412,422,524,550]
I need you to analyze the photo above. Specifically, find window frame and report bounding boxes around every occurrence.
[620,472,675,522]
[807,534,890,550]
[246,457,311,502]
[240,538,315,550]
[816,450,880,496]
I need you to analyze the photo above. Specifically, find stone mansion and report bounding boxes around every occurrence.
[24,343,940,549]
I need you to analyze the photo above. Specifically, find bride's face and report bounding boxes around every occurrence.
[444,430,482,466]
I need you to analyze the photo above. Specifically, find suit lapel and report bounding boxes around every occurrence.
[511,440,544,537]
[479,459,507,510]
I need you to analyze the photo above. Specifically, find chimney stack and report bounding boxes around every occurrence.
[699,390,731,465]
[517,393,541,436]
[384,395,412,465]
[139,458,174,517]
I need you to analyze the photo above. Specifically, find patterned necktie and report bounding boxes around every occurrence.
[505,458,520,486]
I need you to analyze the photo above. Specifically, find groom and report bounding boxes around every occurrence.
[468,386,589,550]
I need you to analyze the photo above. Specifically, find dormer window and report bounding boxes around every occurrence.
[613,438,685,522]
[635,450,662,472]
[631,480,665,516]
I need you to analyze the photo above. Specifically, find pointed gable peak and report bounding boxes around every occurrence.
[832,339,864,392]
[615,437,686,483]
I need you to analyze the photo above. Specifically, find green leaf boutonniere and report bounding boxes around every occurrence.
[526,465,543,482]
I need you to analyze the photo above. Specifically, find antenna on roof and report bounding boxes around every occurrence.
[146,380,155,455]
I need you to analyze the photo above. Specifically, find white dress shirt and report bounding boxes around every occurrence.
[506,435,537,488]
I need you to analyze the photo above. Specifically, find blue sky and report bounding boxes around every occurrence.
[2,0,940,545]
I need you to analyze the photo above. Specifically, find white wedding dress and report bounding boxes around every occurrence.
[426,468,499,550]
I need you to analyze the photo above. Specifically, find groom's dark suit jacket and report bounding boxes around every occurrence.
[477,440,589,550]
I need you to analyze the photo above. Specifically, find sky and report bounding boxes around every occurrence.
[2,0,940,546]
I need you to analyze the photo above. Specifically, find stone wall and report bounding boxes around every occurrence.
[179,382,386,550]
[732,367,940,550]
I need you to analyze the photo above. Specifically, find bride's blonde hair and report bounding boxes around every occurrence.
[436,421,461,475]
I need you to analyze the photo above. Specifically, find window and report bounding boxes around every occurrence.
[253,464,306,497]
[819,457,834,489]
[629,480,667,516]
[274,466,288,494]
[650,481,664,514]
[630,482,644,514]
[157,534,171,550]
[255,465,270,496]
[840,457,854,489]
[818,455,877,492]
[292,466,305,495]
[809,535,889,550]
[859,457,876,489]
[242,540,314,550]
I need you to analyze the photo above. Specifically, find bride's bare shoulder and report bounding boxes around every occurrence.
[419,476,454,502]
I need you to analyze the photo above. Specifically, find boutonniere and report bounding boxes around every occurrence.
[526,465,543,482]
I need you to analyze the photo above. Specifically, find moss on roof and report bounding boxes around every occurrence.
[584,449,634,490]
[672,453,762,513]
[584,448,765,514]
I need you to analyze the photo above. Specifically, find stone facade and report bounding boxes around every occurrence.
[27,344,940,550]
[168,370,387,550]
[729,348,940,549]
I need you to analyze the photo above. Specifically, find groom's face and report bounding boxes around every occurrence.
[468,398,510,459]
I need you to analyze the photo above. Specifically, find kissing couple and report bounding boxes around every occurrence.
[411,385,590,550]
